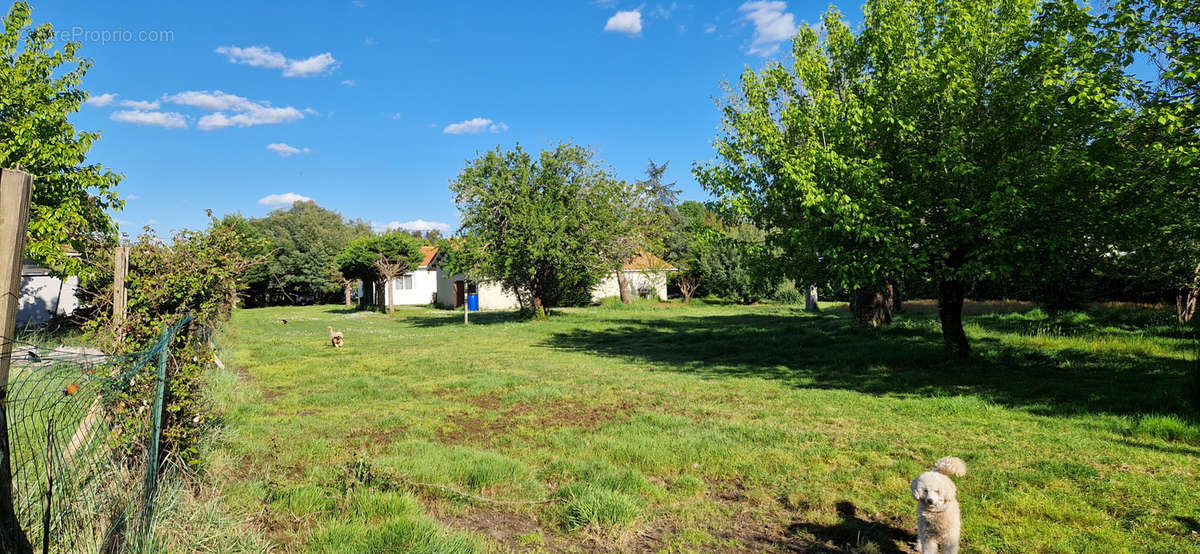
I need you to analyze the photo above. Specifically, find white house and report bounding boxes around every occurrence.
[432,250,677,310]
[359,246,441,307]
[17,260,80,327]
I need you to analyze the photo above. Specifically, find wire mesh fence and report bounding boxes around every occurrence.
[0,316,191,553]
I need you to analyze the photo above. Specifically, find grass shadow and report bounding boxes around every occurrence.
[789,501,916,553]
[540,310,1196,418]
[407,310,527,328]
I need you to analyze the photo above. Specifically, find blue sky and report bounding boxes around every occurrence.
[37,1,844,234]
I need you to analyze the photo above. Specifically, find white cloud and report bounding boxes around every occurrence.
[739,1,798,56]
[363,37,378,47]
[86,93,117,107]
[605,10,643,36]
[110,110,188,129]
[120,99,160,110]
[374,219,451,233]
[443,117,509,135]
[284,52,339,77]
[704,24,717,34]
[216,45,339,77]
[352,0,366,6]
[215,45,286,69]
[340,79,357,86]
[126,194,140,200]
[258,192,313,207]
[162,90,309,130]
[266,143,311,157]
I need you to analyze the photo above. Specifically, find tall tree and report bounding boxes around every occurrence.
[1103,0,1200,322]
[610,160,675,303]
[243,200,370,305]
[697,0,1136,355]
[1,2,122,278]
[450,143,628,318]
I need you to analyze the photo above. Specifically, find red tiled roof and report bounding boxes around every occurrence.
[623,251,677,271]
[419,246,439,268]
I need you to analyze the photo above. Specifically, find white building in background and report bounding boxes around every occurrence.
[17,261,80,327]
[359,246,678,311]
[359,246,441,308]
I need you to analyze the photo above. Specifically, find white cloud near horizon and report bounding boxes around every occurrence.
[110,110,187,129]
[605,10,643,36]
[266,143,311,157]
[258,192,313,207]
[739,1,798,56]
[86,93,117,107]
[443,117,508,135]
[162,90,308,130]
[215,45,340,77]
[120,99,160,110]
[373,219,452,234]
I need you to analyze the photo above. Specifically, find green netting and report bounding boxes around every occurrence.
[0,316,192,553]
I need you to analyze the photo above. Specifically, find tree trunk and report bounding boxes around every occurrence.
[805,285,820,313]
[1178,287,1199,324]
[532,296,547,319]
[891,279,903,313]
[343,281,353,308]
[938,279,970,357]
[387,278,394,314]
[617,271,632,304]
[851,285,892,326]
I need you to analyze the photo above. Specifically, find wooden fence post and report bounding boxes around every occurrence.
[0,168,35,552]
[113,245,129,339]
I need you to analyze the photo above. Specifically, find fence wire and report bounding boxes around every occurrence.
[0,316,191,553]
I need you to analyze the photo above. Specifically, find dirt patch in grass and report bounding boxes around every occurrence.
[435,393,634,445]
[444,508,583,552]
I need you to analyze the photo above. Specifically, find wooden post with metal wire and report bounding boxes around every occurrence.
[113,245,129,341]
[0,168,35,552]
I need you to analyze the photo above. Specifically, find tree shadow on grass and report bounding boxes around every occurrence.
[789,501,916,553]
[407,310,527,327]
[539,311,1196,418]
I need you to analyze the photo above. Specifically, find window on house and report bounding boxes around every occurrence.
[395,275,413,290]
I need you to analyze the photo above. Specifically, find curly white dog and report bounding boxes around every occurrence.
[910,456,967,553]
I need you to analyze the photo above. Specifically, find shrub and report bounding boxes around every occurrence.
[772,281,804,305]
[81,216,263,468]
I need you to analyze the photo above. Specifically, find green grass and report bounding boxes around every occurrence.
[210,302,1200,552]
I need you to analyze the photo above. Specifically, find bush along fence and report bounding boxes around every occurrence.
[0,316,192,553]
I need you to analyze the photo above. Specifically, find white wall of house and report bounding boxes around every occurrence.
[592,270,669,302]
[385,269,439,306]
[435,272,521,310]
[18,274,79,327]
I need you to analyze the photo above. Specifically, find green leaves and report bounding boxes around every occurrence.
[697,0,1163,350]
[449,143,630,316]
[1,2,122,278]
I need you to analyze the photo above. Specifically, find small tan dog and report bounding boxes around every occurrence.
[910,456,966,553]
[328,326,344,348]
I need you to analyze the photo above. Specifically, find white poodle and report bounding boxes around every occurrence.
[910,456,966,553]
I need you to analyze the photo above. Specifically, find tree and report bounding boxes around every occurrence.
[697,0,1137,355]
[241,200,370,306]
[336,231,424,313]
[690,222,772,304]
[610,160,675,303]
[1102,0,1200,323]
[450,143,628,318]
[1,2,122,278]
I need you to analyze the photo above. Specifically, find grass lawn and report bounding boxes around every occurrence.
[208,301,1200,553]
